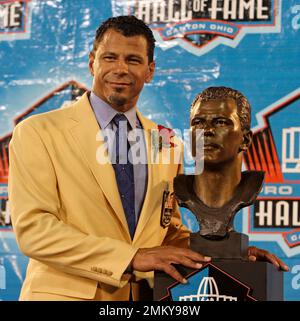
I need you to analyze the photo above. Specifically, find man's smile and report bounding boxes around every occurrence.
[108,81,131,88]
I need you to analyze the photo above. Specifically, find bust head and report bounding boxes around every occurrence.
[190,87,253,167]
[191,86,251,131]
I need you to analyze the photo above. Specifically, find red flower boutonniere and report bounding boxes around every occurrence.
[157,125,176,150]
[152,125,177,161]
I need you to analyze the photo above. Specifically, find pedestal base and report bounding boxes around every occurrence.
[154,260,283,301]
[190,232,249,259]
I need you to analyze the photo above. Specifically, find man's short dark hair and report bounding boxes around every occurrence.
[190,86,251,131]
[91,15,156,63]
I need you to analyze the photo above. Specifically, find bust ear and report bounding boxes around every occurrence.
[239,130,253,153]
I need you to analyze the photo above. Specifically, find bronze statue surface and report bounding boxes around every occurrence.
[174,86,263,259]
[174,170,264,240]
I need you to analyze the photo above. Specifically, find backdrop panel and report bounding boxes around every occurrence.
[0,0,299,300]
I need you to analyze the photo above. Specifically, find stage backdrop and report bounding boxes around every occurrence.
[0,0,299,300]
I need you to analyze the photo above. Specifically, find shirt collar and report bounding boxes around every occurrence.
[89,91,137,129]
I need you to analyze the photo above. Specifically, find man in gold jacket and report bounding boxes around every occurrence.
[9,16,210,301]
[9,16,287,301]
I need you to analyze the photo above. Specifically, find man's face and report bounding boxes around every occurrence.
[190,98,248,166]
[89,29,155,112]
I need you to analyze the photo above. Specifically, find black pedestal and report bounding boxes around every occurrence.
[154,260,283,301]
[190,232,249,259]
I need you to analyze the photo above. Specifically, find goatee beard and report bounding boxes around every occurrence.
[108,93,127,107]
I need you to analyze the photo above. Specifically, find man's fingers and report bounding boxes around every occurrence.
[180,248,211,263]
[162,264,187,284]
[248,255,256,262]
[131,246,211,282]
[266,254,289,271]
[159,247,211,265]
[248,246,289,272]
[176,256,203,270]
[264,253,280,269]
[271,255,289,271]
[278,261,289,271]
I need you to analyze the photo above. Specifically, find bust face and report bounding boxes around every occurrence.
[190,98,245,166]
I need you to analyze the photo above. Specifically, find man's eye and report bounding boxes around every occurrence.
[128,58,140,64]
[104,56,115,61]
[215,119,227,126]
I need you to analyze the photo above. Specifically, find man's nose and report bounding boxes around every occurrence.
[113,59,129,74]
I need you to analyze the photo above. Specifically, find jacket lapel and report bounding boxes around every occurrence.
[68,93,130,239]
[133,111,158,242]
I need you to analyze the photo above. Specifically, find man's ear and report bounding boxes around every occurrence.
[88,52,95,76]
[145,61,155,83]
[239,130,253,152]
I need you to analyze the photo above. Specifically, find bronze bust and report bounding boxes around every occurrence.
[174,87,264,259]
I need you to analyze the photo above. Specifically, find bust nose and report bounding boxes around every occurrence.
[203,123,215,136]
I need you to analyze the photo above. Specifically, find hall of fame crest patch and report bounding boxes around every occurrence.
[161,189,174,228]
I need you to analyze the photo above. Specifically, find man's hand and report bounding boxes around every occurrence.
[248,246,289,271]
[131,246,211,284]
